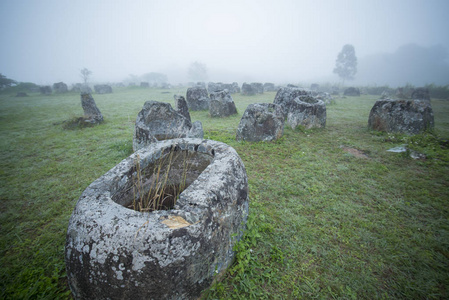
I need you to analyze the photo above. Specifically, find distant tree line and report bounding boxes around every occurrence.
[0,73,17,90]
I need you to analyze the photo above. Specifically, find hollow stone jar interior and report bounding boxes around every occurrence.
[112,146,213,211]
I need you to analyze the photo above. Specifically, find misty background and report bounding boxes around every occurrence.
[1,0,448,87]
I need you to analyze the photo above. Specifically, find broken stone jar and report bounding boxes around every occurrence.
[65,138,249,300]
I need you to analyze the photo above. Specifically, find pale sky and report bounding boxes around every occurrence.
[1,0,448,85]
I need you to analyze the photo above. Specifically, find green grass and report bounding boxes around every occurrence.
[1,88,448,299]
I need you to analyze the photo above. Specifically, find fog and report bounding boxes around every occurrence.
[1,0,448,86]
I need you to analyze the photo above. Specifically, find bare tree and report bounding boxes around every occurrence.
[80,68,92,85]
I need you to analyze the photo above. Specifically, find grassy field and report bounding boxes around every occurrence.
[0,87,448,299]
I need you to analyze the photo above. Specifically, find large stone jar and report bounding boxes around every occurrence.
[65,138,249,299]
[368,99,434,134]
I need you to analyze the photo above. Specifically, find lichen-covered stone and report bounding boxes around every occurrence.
[65,138,249,300]
[236,103,284,142]
[207,82,222,93]
[411,87,430,101]
[273,87,310,115]
[263,82,277,92]
[343,87,360,96]
[241,83,255,96]
[53,82,68,93]
[287,96,326,129]
[81,93,103,124]
[133,101,203,151]
[174,95,191,122]
[94,84,113,94]
[186,87,210,111]
[39,85,52,95]
[209,90,238,117]
[368,99,434,134]
[250,82,264,94]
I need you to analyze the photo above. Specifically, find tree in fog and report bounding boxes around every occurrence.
[0,73,17,89]
[333,44,357,84]
[80,68,92,85]
[188,61,208,82]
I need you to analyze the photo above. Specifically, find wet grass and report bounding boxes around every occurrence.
[0,88,448,299]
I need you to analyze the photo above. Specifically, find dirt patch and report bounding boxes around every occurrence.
[341,146,369,159]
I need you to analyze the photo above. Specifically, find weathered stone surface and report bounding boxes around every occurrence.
[411,87,430,101]
[209,90,238,117]
[53,82,68,93]
[313,92,335,105]
[94,84,113,94]
[140,82,150,88]
[273,87,310,115]
[287,96,326,129]
[368,99,434,134]
[174,94,191,122]
[71,83,92,93]
[343,87,360,96]
[39,85,52,95]
[236,103,284,142]
[241,83,255,96]
[231,82,240,93]
[81,93,104,124]
[65,138,249,300]
[207,82,222,93]
[133,101,203,151]
[186,87,210,111]
[250,82,264,94]
[263,82,277,92]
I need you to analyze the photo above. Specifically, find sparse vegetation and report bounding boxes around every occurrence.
[130,148,197,212]
[0,86,448,299]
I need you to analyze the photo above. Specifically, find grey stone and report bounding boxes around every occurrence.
[236,103,284,142]
[209,90,238,117]
[207,82,222,93]
[71,83,92,93]
[250,83,264,94]
[94,84,113,94]
[140,82,150,88]
[65,138,249,300]
[313,92,335,105]
[368,99,434,134]
[53,82,68,93]
[133,101,203,151]
[174,95,191,122]
[232,82,240,93]
[343,87,360,96]
[411,87,430,101]
[39,85,52,95]
[273,87,310,116]
[81,93,104,124]
[263,83,277,92]
[16,92,28,97]
[287,96,326,129]
[241,83,255,96]
[186,87,210,111]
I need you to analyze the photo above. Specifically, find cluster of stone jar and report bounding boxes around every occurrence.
[66,85,433,300]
